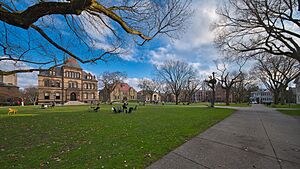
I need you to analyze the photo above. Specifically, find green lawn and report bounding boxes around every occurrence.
[0,105,234,169]
[215,103,251,107]
[269,104,300,108]
[279,109,300,116]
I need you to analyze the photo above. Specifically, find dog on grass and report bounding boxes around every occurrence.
[8,108,17,115]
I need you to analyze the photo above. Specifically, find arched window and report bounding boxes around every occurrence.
[91,93,95,99]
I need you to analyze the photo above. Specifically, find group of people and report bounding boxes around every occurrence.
[112,101,136,113]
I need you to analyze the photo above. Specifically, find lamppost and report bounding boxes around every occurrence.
[205,72,217,108]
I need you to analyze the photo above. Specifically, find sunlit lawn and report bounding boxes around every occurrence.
[0,105,234,169]
[278,109,300,116]
[269,104,300,108]
[215,103,251,107]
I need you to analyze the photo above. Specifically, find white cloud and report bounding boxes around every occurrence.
[147,0,222,77]
[0,57,38,89]
[124,77,142,91]
[173,0,220,51]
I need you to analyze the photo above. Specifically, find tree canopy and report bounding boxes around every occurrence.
[215,0,300,62]
[0,0,192,74]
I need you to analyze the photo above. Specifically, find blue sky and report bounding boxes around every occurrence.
[0,0,223,89]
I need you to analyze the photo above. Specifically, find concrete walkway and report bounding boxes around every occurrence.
[147,104,300,169]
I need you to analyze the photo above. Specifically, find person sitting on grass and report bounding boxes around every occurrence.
[122,102,128,112]
[93,103,100,112]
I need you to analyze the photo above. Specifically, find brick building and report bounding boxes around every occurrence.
[0,73,19,103]
[38,57,99,105]
[109,83,137,102]
[137,90,161,102]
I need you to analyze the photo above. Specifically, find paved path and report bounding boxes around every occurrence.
[147,104,300,169]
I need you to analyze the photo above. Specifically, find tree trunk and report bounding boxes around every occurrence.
[175,95,179,105]
[211,86,215,107]
[225,88,230,106]
[273,91,280,105]
[280,88,286,105]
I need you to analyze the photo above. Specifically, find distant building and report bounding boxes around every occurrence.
[110,83,137,102]
[215,83,235,103]
[160,93,176,103]
[192,83,235,103]
[0,74,19,103]
[38,57,99,105]
[137,91,161,102]
[250,89,273,104]
[295,77,300,104]
[191,90,211,102]
[0,74,17,86]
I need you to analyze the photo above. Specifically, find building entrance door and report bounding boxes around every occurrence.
[70,92,77,101]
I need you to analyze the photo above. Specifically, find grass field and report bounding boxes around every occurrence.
[215,103,251,107]
[278,109,300,116]
[269,104,300,108]
[0,105,234,169]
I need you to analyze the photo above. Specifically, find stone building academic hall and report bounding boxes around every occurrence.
[38,57,99,105]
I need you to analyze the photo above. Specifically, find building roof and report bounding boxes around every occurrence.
[114,83,136,92]
[39,67,62,76]
[64,57,81,69]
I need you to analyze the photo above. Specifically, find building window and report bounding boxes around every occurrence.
[45,93,50,100]
[56,93,60,100]
[83,93,88,99]
[91,93,95,99]
[51,81,55,87]
[83,83,87,89]
[56,81,60,87]
[44,79,51,87]
[49,71,56,76]
[68,82,77,88]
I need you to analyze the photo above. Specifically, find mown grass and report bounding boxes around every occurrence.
[279,109,300,116]
[215,103,251,107]
[269,104,300,108]
[0,105,234,169]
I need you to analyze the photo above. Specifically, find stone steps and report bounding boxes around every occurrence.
[64,101,86,105]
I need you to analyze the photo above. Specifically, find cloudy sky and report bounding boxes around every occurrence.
[0,0,223,90]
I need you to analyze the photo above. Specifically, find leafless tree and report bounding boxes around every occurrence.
[231,72,256,103]
[215,0,300,62]
[252,54,300,104]
[20,86,39,105]
[155,60,196,105]
[182,77,201,103]
[138,79,159,102]
[204,72,217,107]
[0,0,192,75]
[99,71,127,102]
[215,59,246,105]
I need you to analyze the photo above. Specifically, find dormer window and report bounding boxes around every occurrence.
[49,71,56,76]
